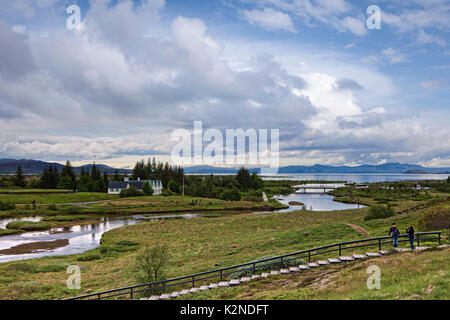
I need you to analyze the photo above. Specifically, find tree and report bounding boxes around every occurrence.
[102,172,109,193]
[61,161,76,188]
[219,187,241,201]
[133,243,170,296]
[448,176,450,184]
[168,179,180,194]
[236,167,251,190]
[58,175,74,190]
[15,165,26,188]
[114,169,120,181]
[142,181,154,196]
[250,171,263,190]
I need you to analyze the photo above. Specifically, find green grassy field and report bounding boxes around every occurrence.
[0,192,118,205]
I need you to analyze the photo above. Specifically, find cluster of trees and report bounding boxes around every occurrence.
[39,161,109,192]
[132,158,184,189]
[181,168,264,201]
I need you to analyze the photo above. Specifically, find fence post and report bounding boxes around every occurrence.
[417,234,420,247]
[378,238,381,251]
[130,287,133,300]
[252,263,256,274]
[438,233,441,246]
[339,244,342,256]
[192,276,195,288]
[220,270,223,281]
[308,251,311,263]
[163,281,166,294]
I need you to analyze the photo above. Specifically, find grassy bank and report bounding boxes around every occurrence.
[184,247,450,300]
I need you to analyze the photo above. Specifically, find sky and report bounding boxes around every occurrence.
[0,0,449,169]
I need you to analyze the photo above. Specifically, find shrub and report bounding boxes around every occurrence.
[77,253,102,261]
[133,243,170,297]
[6,221,51,231]
[120,186,144,198]
[364,205,395,221]
[219,187,241,201]
[0,201,15,211]
[142,182,154,196]
[47,204,57,210]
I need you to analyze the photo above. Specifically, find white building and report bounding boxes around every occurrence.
[108,178,162,195]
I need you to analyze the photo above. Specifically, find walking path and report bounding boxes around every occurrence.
[345,223,370,235]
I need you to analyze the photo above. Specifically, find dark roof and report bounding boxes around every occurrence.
[108,181,127,189]
[129,181,144,189]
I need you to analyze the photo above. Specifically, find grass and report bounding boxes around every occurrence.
[0,192,118,205]
[5,221,51,231]
[183,247,450,300]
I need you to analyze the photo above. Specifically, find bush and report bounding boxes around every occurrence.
[133,243,170,297]
[0,201,15,211]
[142,182,154,196]
[6,221,51,231]
[364,205,395,221]
[77,253,102,261]
[120,186,144,198]
[47,204,57,210]
[219,187,241,201]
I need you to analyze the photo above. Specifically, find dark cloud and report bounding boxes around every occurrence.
[0,19,35,79]
[335,78,363,91]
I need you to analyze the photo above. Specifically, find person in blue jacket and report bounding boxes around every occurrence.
[389,223,400,248]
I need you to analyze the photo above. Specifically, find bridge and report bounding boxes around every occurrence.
[66,231,443,300]
[293,185,338,194]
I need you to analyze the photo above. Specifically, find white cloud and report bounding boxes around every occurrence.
[241,8,296,32]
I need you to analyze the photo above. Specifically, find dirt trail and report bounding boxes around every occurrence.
[346,223,370,235]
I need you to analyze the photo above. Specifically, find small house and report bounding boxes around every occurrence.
[108,177,162,195]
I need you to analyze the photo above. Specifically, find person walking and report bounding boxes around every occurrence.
[406,225,415,250]
[389,223,400,248]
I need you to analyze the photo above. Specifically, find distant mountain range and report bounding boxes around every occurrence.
[0,159,129,175]
[183,163,450,174]
[1,159,449,175]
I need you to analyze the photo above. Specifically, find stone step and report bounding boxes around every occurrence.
[280,269,290,274]
[394,248,410,252]
[270,270,280,275]
[415,246,430,251]
[339,256,355,262]
[380,250,390,255]
[229,280,241,286]
[328,258,341,264]
[180,289,191,295]
[366,252,382,257]
[353,254,367,259]
[189,288,200,293]
[140,298,149,300]
[251,274,261,280]
[208,284,218,289]
[149,295,160,300]
[438,244,450,248]
[170,292,180,298]
[261,273,270,278]
[318,260,330,265]
[299,265,310,270]
[240,277,251,282]
[199,286,210,291]
[218,281,230,287]
[308,262,320,268]
[289,267,300,272]
[159,294,171,300]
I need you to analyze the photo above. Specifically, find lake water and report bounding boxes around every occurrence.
[273,193,364,212]
[262,173,449,183]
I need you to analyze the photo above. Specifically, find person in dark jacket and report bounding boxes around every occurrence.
[389,223,400,248]
[406,226,415,249]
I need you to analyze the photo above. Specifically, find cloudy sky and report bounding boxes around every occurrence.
[0,0,449,169]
